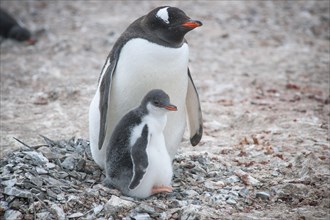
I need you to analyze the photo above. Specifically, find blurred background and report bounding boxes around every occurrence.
[1,1,329,158]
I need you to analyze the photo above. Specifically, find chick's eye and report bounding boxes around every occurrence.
[154,101,160,105]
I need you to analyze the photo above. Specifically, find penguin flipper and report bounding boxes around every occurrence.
[186,68,203,146]
[129,125,149,190]
[97,43,123,150]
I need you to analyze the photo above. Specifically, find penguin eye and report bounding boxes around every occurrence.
[153,100,160,106]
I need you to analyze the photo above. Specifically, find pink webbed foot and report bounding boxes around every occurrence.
[151,186,173,195]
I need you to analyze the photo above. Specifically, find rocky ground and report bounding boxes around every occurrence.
[1,1,329,219]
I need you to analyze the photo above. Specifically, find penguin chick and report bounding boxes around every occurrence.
[104,89,177,198]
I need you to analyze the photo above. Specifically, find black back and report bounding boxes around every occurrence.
[105,105,147,191]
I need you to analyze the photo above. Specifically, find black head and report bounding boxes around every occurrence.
[141,89,177,112]
[142,6,202,46]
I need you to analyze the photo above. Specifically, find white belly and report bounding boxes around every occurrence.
[91,38,189,169]
[129,131,172,198]
[109,39,189,151]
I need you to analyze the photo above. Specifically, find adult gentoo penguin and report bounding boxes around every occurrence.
[89,6,203,169]
[104,89,176,198]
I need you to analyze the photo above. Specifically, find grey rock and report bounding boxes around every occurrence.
[158,212,168,220]
[4,209,23,220]
[51,204,66,220]
[46,162,56,169]
[239,188,250,197]
[272,171,280,177]
[43,176,63,186]
[36,167,48,175]
[209,194,227,204]
[256,191,270,200]
[4,186,32,198]
[61,157,77,170]
[136,203,156,214]
[25,172,43,186]
[191,166,207,175]
[131,213,152,220]
[58,171,69,178]
[204,180,216,189]
[36,212,51,219]
[31,176,44,186]
[76,158,86,171]
[183,189,199,198]
[93,204,104,215]
[229,190,239,197]
[226,175,240,183]
[38,146,60,160]
[180,204,202,220]
[23,151,49,164]
[152,200,167,210]
[0,201,9,211]
[207,171,219,177]
[226,197,237,205]
[30,188,42,194]
[234,169,261,186]
[85,188,100,197]
[1,178,17,187]
[56,193,66,201]
[68,212,84,218]
[179,204,219,219]
[273,183,309,200]
[47,189,58,199]
[104,195,136,214]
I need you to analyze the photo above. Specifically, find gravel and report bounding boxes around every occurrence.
[1,1,329,219]
[1,136,329,219]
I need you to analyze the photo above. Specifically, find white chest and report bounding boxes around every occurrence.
[111,39,189,108]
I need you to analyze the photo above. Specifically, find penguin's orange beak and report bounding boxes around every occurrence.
[164,104,177,111]
[182,20,202,28]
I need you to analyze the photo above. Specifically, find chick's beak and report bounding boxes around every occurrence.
[164,104,177,111]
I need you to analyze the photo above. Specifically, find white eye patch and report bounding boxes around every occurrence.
[156,7,170,24]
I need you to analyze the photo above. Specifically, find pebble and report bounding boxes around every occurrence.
[1,178,17,187]
[229,191,239,197]
[180,204,202,219]
[61,157,77,170]
[104,195,136,214]
[94,204,104,215]
[50,204,66,220]
[36,212,51,219]
[4,210,23,220]
[226,198,237,205]
[183,189,199,198]
[36,167,48,174]
[204,180,225,190]
[234,169,261,186]
[23,151,49,164]
[256,191,270,200]
[239,188,250,197]
[46,162,56,169]
[0,201,9,211]
[4,186,32,198]
[131,213,152,220]
[38,146,60,160]
[136,203,156,214]
[272,171,280,177]
[67,212,84,218]
[226,175,240,183]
